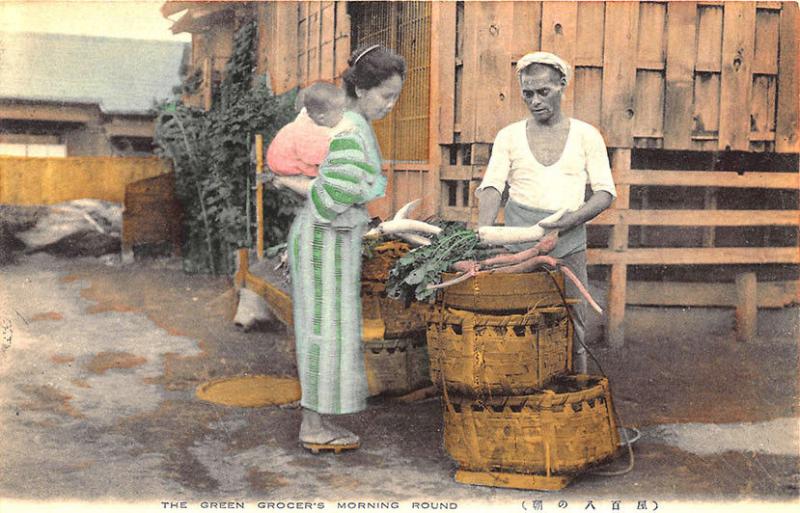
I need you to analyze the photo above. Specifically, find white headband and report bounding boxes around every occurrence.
[516,51,571,85]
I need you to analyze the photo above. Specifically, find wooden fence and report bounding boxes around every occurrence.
[589,149,799,345]
[0,156,170,205]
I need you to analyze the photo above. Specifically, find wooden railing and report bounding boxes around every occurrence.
[589,149,800,346]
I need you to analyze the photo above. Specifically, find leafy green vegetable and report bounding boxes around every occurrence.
[386,222,491,303]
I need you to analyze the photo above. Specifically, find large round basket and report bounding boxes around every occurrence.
[426,306,572,396]
[443,375,620,475]
[440,270,566,312]
[363,334,431,396]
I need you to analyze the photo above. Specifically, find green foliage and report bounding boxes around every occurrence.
[387,223,490,304]
[173,68,202,97]
[154,20,299,274]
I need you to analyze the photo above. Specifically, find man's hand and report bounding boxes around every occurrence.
[539,191,614,233]
[538,210,580,231]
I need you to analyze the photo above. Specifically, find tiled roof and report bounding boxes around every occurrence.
[0,32,188,114]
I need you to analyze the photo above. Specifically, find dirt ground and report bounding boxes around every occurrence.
[0,253,797,513]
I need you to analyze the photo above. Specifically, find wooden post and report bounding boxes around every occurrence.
[467,180,479,229]
[235,248,249,288]
[736,272,758,342]
[202,57,212,111]
[255,134,264,260]
[428,0,448,220]
[606,149,631,348]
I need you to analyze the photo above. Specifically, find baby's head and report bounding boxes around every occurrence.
[303,82,346,128]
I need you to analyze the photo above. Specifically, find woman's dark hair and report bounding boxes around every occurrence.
[342,45,406,98]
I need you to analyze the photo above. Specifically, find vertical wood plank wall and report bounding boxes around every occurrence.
[776,2,800,152]
[436,0,798,226]
[663,2,697,149]
[210,0,798,157]
[432,0,796,154]
[261,1,350,95]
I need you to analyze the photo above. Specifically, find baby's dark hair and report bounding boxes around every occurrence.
[342,45,406,98]
[302,81,344,113]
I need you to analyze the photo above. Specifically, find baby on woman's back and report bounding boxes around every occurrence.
[266,81,348,178]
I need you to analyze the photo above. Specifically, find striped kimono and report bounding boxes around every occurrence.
[288,111,386,415]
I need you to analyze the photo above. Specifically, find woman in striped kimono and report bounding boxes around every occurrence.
[275,45,406,453]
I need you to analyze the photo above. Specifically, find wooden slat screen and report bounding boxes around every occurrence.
[350,1,431,163]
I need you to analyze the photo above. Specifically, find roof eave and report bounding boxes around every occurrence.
[167,2,237,34]
[0,97,156,117]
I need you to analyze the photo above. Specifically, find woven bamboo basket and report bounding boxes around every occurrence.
[426,306,572,396]
[363,334,431,396]
[361,240,410,281]
[443,375,619,475]
[440,270,567,312]
[361,280,429,338]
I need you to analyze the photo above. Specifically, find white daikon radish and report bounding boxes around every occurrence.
[393,198,421,221]
[366,219,443,238]
[364,199,439,240]
[397,233,432,247]
[478,208,568,246]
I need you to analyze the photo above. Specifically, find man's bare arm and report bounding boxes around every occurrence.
[476,187,502,227]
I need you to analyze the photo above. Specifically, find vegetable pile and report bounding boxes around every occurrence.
[380,202,601,313]
[385,222,603,313]
[386,222,494,304]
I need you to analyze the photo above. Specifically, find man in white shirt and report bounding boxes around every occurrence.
[476,52,616,373]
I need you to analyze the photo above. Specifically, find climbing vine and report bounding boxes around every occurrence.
[155,20,299,274]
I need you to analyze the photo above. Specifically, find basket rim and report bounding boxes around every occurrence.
[441,268,562,279]
[442,375,609,409]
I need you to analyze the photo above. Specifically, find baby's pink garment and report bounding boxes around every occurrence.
[266,110,330,177]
